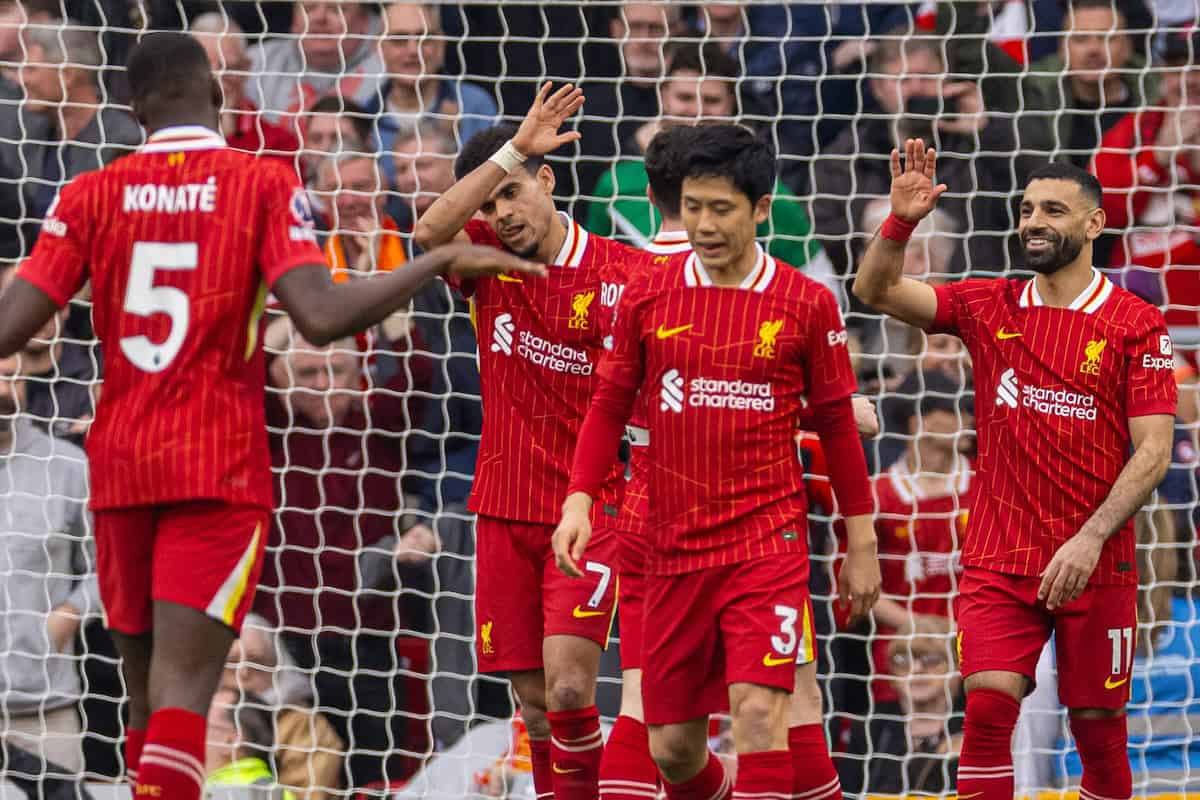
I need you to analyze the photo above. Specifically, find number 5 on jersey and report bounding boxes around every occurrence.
[121,242,197,372]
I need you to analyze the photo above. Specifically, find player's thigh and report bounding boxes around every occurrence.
[93,506,157,636]
[542,523,617,646]
[1054,582,1138,710]
[641,569,727,726]
[728,681,791,753]
[955,567,1050,693]
[720,555,811,695]
[151,501,269,634]
[790,659,823,726]
[474,516,544,673]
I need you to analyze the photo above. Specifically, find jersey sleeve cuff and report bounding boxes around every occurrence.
[265,252,320,288]
[929,284,956,333]
[1128,400,1178,418]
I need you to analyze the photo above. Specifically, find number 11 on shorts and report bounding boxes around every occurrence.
[1107,626,1133,685]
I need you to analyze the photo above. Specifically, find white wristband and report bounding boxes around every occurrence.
[488,139,528,174]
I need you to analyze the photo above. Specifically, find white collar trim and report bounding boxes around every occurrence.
[683,243,775,292]
[887,453,971,503]
[1019,268,1112,314]
[552,211,588,267]
[140,125,226,154]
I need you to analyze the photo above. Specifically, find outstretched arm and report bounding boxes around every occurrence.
[851,138,946,330]
[413,82,584,251]
[274,244,544,346]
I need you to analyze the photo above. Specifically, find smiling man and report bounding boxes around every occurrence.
[853,147,1176,800]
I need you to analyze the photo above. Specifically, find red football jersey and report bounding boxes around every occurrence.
[18,126,322,510]
[932,271,1177,585]
[601,246,859,574]
[874,457,973,617]
[460,215,639,523]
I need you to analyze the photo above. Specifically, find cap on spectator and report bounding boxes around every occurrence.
[1161,29,1200,65]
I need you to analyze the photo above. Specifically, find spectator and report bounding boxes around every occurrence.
[190,14,301,166]
[1025,0,1153,169]
[1093,29,1200,327]
[205,687,295,800]
[247,2,385,123]
[869,370,974,702]
[321,154,408,282]
[811,32,1046,276]
[368,2,497,186]
[574,2,683,210]
[586,42,835,282]
[0,20,140,259]
[221,617,344,800]
[0,266,95,445]
[0,353,97,779]
[837,618,964,795]
[300,96,373,226]
[388,119,457,230]
[257,319,435,790]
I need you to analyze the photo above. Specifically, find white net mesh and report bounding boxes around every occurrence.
[0,1,1198,798]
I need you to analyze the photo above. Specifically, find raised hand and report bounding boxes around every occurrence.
[442,243,547,280]
[889,138,948,223]
[511,82,585,158]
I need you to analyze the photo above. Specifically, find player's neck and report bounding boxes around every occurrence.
[1032,257,1096,308]
[537,214,569,265]
[657,217,684,234]
[906,447,957,493]
[705,242,759,287]
[145,112,220,138]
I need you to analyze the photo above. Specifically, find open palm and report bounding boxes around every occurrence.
[889,138,948,223]
[512,82,585,158]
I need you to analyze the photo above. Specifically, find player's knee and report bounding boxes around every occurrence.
[730,686,789,752]
[649,726,706,781]
[545,665,594,711]
[789,667,823,725]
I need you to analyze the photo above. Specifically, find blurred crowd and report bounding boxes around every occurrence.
[2,0,1200,797]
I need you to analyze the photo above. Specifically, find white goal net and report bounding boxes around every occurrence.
[0,1,1197,798]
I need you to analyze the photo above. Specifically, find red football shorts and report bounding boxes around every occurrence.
[955,566,1137,709]
[94,502,269,636]
[616,533,649,671]
[474,515,618,673]
[641,555,813,726]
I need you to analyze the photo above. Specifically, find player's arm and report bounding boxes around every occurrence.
[412,82,584,251]
[273,244,545,346]
[0,278,61,358]
[851,139,947,330]
[1038,413,1173,610]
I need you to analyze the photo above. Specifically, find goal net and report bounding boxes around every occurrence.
[0,1,1196,798]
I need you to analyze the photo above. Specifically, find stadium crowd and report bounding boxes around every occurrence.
[0,0,1198,798]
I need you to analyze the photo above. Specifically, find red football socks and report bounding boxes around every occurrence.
[548,706,604,800]
[125,727,145,782]
[957,688,1021,800]
[599,715,660,799]
[1070,715,1133,800]
[733,750,793,798]
[663,751,730,800]
[530,737,555,799]
[136,708,206,800]
[788,725,842,800]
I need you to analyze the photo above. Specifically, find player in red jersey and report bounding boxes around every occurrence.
[853,142,1177,800]
[413,85,642,800]
[555,124,881,800]
[0,32,540,800]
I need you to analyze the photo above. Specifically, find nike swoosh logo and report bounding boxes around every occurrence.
[496,274,524,283]
[572,606,606,619]
[762,653,794,667]
[996,328,1022,340]
[552,764,582,775]
[1105,676,1129,690]
[656,323,693,340]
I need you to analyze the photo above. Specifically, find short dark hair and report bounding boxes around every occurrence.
[676,124,775,205]
[644,126,694,217]
[127,32,213,115]
[665,40,740,82]
[1069,0,1126,22]
[308,95,373,150]
[454,124,545,180]
[888,368,972,429]
[1025,161,1103,208]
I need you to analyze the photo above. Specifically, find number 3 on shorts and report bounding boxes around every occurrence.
[771,605,798,656]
